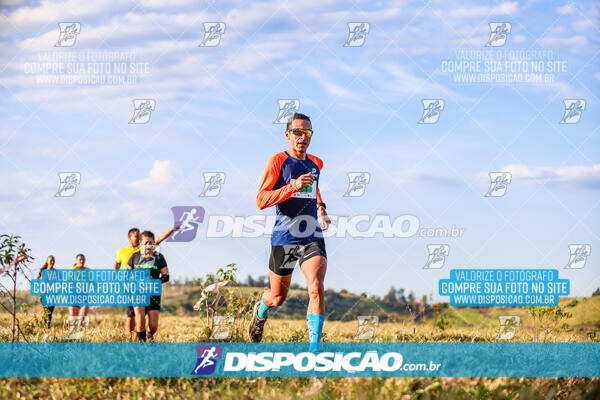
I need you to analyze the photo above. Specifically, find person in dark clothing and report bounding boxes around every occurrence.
[128,230,170,341]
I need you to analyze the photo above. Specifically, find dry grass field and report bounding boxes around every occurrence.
[0,295,599,399]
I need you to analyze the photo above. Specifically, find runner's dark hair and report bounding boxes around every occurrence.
[286,113,311,130]
[40,255,55,272]
[141,230,155,240]
[128,227,140,236]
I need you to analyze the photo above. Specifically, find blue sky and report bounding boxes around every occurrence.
[0,0,598,301]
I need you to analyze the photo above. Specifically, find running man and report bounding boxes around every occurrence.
[115,226,176,338]
[128,230,170,341]
[36,255,56,329]
[193,346,218,374]
[170,208,202,240]
[249,112,330,352]
[69,254,90,327]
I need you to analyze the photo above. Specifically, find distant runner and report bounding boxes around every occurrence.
[69,254,90,327]
[115,226,176,339]
[36,255,56,329]
[249,112,330,352]
[128,230,170,341]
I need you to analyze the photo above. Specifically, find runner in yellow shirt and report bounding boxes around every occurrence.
[114,226,177,338]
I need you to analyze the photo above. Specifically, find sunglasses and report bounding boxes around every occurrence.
[287,128,314,138]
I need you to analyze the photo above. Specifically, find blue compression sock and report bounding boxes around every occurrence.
[257,296,272,319]
[307,314,325,353]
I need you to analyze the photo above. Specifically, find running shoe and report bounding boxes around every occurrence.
[249,300,267,343]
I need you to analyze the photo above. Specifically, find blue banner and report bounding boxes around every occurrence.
[439,269,570,306]
[30,268,162,306]
[0,343,597,377]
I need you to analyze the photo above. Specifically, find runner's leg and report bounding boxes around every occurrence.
[126,314,134,337]
[300,255,327,351]
[249,247,295,342]
[300,255,327,314]
[78,306,89,328]
[262,270,293,309]
[67,306,80,332]
[147,310,159,339]
[44,306,54,329]
[134,306,146,341]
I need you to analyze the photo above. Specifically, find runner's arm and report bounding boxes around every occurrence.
[317,187,330,230]
[256,155,300,209]
[307,154,325,207]
[158,255,169,283]
[317,187,324,206]
[115,252,122,270]
[159,266,169,283]
[308,154,329,229]
[156,226,176,245]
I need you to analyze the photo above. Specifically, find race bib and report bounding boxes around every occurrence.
[291,182,317,199]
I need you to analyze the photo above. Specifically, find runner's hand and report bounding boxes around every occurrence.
[318,207,330,230]
[292,172,314,190]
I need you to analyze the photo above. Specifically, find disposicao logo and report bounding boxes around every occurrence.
[223,351,404,372]
[192,345,222,375]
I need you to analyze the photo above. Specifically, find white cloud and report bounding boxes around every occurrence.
[511,34,527,44]
[482,164,600,189]
[2,0,593,116]
[58,161,187,226]
[305,65,361,100]
[0,171,56,200]
[375,63,469,101]
[1,0,133,36]
[0,0,28,6]
[223,39,295,74]
[129,160,183,193]
[1,39,222,114]
[455,24,489,38]
[537,35,589,47]
[318,3,408,27]
[548,25,567,35]
[225,1,289,35]
[385,170,462,186]
[139,0,198,9]
[572,18,595,33]
[448,2,518,18]
[117,200,163,225]
[557,5,576,15]
[67,205,110,226]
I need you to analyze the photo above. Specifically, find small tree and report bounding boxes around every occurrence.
[0,234,34,342]
[432,303,450,330]
[397,288,407,307]
[196,263,255,341]
[383,286,397,304]
[528,305,572,342]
